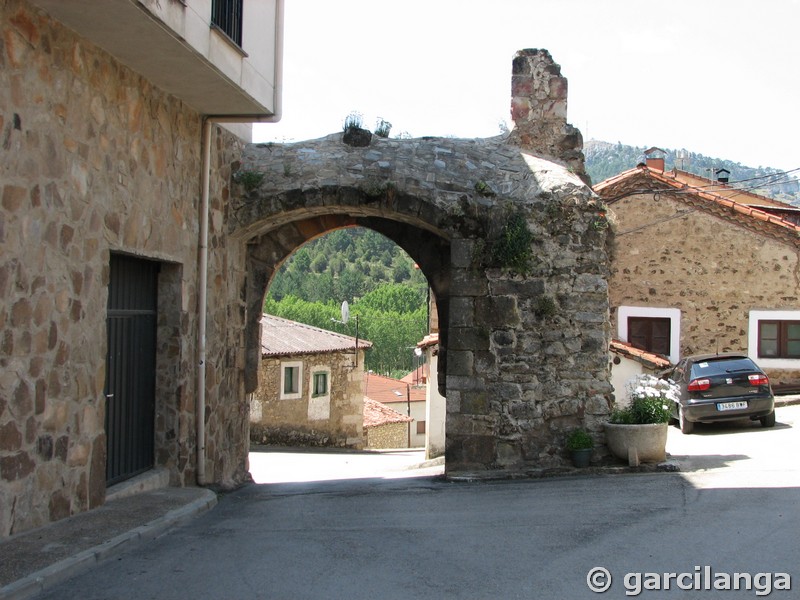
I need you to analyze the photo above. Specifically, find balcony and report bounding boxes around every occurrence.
[27,0,280,117]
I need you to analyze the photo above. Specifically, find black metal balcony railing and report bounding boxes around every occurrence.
[212,0,243,47]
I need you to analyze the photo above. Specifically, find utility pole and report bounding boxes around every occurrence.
[406,383,411,448]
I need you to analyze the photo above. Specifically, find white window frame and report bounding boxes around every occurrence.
[311,368,331,399]
[307,365,331,421]
[280,361,303,400]
[617,306,681,364]
[749,310,800,369]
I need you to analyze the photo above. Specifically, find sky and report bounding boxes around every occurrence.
[254,0,800,173]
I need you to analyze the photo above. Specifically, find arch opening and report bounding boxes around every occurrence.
[245,208,451,470]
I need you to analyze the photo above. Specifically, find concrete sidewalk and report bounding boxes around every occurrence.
[0,486,217,600]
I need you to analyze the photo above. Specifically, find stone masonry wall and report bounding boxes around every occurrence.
[0,0,248,536]
[365,423,407,450]
[609,190,800,378]
[250,350,366,448]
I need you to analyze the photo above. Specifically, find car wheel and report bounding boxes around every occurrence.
[679,407,694,434]
[760,411,776,428]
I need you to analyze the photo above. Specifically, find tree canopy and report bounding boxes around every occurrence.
[264,228,429,377]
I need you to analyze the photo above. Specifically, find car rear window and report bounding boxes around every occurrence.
[690,357,758,378]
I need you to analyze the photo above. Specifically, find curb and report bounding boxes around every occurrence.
[402,456,445,471]
[446,459,681,483]
[775,396,800,408]
[0,490,217,600]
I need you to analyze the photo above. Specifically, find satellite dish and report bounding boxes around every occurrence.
[340,301,350,325]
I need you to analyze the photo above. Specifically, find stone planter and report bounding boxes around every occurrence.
[604,422,668,466]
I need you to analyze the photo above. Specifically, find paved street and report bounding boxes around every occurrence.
[32,406,800,600]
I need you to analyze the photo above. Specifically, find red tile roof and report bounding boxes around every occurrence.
[401,364,428,385]
[594,166,800,248]
[260,314,372,357]
[610,339,671,370]
[363,372,426,404]
[363,397,413,428]
[416,333,439,350]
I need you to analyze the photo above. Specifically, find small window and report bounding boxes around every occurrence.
[416,420,426,435]
[619,306,680,364]
[312,371,328,397]
[280,361,302,399]
[211,0,243,47]
[758,321,800,359]
[283,366,299,394]
[628,317,671,356]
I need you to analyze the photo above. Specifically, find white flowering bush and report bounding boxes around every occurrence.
[610,374,678,424]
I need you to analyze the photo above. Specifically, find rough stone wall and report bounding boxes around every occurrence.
[608,191,800,377]
[446,210,611,471]
[365,423,407,450]
[0,0,247,536]
[250,350,366,448]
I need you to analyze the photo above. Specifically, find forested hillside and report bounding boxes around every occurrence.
[267,228,427,304]
[584,140,800,206]
[264,228,429,377]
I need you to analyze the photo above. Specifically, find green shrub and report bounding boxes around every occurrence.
[566,428,594,450]
[233,170,265,192]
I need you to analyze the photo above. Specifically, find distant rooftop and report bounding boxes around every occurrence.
[363,398,413,428]
[364,372,426,404]
[260,314,372,357]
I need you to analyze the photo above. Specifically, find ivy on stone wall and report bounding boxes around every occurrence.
[233,170,265,192]
[489,212,535,274]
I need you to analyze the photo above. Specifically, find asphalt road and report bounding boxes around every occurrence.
[32,406,800,600]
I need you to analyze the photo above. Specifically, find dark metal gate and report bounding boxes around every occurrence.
[104,254,159,485]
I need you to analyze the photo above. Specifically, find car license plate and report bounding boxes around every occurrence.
[717,401,748,411]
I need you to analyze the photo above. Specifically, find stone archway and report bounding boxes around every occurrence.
[239,192,456,397]
[230,49,613,476]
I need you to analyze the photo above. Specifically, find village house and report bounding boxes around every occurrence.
[363,373,426,448]
[363,398,413,450]
[595,152,800,392]
[249,315,371,449]
[0,0,283,536]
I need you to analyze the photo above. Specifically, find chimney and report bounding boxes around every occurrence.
[507,49,588,183]
[715,168,730,183]
[643,147,667,171]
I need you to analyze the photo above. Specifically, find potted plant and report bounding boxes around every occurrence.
[604,374,677,466]
[566,427,594,468]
